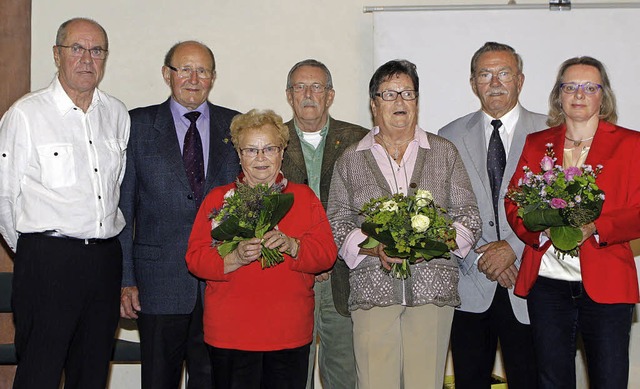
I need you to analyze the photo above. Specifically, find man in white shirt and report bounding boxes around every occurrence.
[0,18,129,388]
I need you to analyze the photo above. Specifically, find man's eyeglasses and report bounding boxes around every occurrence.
[57,44,108,60]
[474,71,517,85]
[560,82,602,95]
[167,65,214,79]
[375,90,418,101]
[289,83,329,94]
[239,146,282,158]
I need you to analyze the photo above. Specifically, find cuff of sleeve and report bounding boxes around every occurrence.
[452,221,474,259]
[339,229,368,269]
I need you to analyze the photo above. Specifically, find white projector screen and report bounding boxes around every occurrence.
[373,6,640,134]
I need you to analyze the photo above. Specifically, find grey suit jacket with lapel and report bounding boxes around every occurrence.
[281,117,369,316]
[438,106,547,324]
[119,98,240,315]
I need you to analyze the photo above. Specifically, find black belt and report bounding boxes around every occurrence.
[21,230,117,245]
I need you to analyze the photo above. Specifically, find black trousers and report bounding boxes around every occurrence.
[12,234,122,389]
[137,289,212,389]
[451,285,538,389]
[208,343,311,389]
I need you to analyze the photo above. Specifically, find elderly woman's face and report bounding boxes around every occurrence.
[370,73,418,134]
[237,124,284,187]
[560,64,603,124]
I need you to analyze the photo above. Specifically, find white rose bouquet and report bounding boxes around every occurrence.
[359,189,457,279]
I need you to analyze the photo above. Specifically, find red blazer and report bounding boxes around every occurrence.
[505,121,640,304]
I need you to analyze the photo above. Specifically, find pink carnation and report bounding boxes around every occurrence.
[550,198,568,209]
[543,170,556,184]
[540,156,554,172]
[564,166,582,181]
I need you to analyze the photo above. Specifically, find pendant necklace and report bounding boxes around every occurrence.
[376,133,413,161]
[377,136,411,194]
[565,134,594,147]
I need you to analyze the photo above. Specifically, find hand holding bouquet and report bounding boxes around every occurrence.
[209,179,294,268]
[506,143,604,257]
[359,189,458,279]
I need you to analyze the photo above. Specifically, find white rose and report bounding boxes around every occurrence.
[411,214,431,233]
[415,189,433,207]
[381,200,399,212]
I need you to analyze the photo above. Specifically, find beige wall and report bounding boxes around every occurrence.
[30,0,639,387]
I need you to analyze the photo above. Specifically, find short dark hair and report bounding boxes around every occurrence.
[164,41,216,71]
[56,18,108,49]
[286,59,333,89]
[369,59,419,100]
[547,56,617,127]
[470,41,523,77]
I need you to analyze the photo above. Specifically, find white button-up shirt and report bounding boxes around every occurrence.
[0,76,130,252]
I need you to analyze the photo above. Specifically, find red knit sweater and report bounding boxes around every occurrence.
[186,181,337,351]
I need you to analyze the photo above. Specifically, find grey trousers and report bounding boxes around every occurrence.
[306,279,357,389]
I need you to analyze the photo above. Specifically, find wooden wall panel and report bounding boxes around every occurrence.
[0,0,31,384]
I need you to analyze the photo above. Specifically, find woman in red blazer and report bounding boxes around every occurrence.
[505,56,640,389]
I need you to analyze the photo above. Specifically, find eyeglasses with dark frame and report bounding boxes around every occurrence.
[167,65,214,79]
[560,82,602,95]
[374,90,418,101]
[239,146,282,158]
[57,44,108,60]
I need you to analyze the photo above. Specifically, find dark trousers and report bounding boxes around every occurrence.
[137,289,212,389]
[528,276,634,389]
[451,285,537,389]
[208,343,311,389]
[12,234,122,389]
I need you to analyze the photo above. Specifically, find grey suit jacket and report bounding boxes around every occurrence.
[439,106,547,324]
[119,98,240,315]
[281,117,369,316]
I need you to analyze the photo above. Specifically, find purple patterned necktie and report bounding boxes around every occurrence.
[183,111,204,204]
[487,119,506,239]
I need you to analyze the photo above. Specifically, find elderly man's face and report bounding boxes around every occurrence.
[286,66,335,130]
[163,42,215,110]
[471,51,524,119]
[53,20,107,98]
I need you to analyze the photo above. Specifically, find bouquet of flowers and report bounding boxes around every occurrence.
[209,179,294,268]
[358,189,458,279]
[506,143,605,257]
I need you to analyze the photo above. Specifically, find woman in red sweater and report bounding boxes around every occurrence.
[186,109,337,389]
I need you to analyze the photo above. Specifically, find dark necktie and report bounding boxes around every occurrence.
[183,111,204,204]
[487,119,506,239]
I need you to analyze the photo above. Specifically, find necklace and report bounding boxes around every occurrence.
[565,134,595,147]
[376,133,413,161]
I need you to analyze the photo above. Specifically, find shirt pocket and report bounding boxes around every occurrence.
[36,143,77,189]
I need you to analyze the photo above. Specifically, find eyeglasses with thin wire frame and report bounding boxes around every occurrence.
[167,65,214,79]
[57,44,108,60]
[239,146,282,158]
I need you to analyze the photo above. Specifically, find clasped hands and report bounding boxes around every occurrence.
[476,240,518,289]
[225,230,299,273]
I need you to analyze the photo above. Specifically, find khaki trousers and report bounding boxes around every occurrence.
[351,304,454,389]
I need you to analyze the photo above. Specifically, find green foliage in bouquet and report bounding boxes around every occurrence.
[506,143,604,257]
[210,181,294,268]
[358,189,457,279]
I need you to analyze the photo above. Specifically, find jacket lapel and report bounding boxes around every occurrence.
[155,99,191,190]
[462,112,492,202]
[205,103,235,192]
[284,121,309,182]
